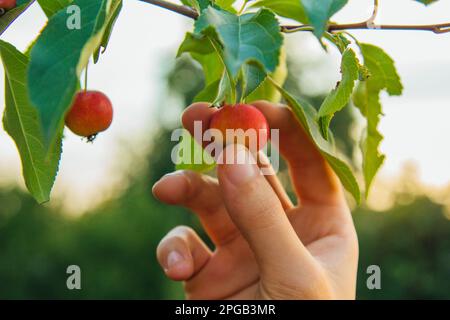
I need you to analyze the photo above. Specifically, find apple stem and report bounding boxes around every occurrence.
[84,64,88,92]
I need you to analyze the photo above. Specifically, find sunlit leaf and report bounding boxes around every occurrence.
[93,0,123,63]
[353,43,402,195]
[318,48,359,138]
[251,0,307,23]
[270,79,361,203]
[0,40,62,204]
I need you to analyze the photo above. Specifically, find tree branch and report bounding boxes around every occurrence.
[138,0,198,19]
[139,0,450,34]
[282,22,450,34]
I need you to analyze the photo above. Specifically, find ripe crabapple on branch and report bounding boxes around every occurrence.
[209,104,270,152]
[65,90,113,143]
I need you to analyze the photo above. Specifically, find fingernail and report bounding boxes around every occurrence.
[166,250,184,270]
[223,145,260,185]
[154,171,184,186]
[163,170,186,178]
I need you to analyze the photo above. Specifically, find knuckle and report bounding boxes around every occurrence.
[171,225,195,237]
[157,225,192,257]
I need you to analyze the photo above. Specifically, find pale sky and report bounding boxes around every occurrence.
[0,0,449,213]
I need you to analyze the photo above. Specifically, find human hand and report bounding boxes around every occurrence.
[152,101,358,300]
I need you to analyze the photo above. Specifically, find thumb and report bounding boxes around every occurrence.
[217,144,314,273]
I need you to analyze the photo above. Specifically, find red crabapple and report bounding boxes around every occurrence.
[65,90,113,142]
[209,104,269,151]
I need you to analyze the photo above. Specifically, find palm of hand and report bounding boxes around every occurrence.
[153,101,358,300]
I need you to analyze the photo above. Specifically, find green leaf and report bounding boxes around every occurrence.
[241,62,267,99]
[182,0,236,12]
[301,0,348,39]
[0,40,62,204]
[175,130,216,172]
[178,32,215,56]
[37,0,72,17]
[28,0,113,146]
[246,46,288,103]
[269,78,361,203]
[177,32,225,102]
[215,0,236,11]
[358,44,403,96]
[0,0,35,35]
[93,0,123,63]
[194,6,283,80]
[251,0,307,23]
[326,32,351,53]
[318,48,359,138]
[353,43,403,195]
[180,7,283,104]
[180,0,210,11]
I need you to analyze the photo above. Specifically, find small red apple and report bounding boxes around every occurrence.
[65,90,113,141]
[209,104,269,151]
[0,0,16,10]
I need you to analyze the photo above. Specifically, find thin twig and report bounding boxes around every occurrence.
[366,0,379,29]
[138,0,198,19]
[282,22,450,34]
[140,0,450,34]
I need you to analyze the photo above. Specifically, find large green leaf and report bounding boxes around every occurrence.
[301,0,348,39]
[194,6,283,90]
[28,0,113,146]
[0,0,35,35]
[93,0,123,63]
[0,40,62,204]
[270,78,361,203]
[37,0,72,17]
[318,48,359,138]
[251,0,307,23]
[353,43,402,195]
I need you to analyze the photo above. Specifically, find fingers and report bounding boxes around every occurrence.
[251,101,344,205]
[257,151,293,211]
[152,170,238,245]
[182,102,216,149]
[217,144,315,273]
[157,226,211,281]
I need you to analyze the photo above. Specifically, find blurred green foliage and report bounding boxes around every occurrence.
[1,154,449,299]
[0,54,449,300]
